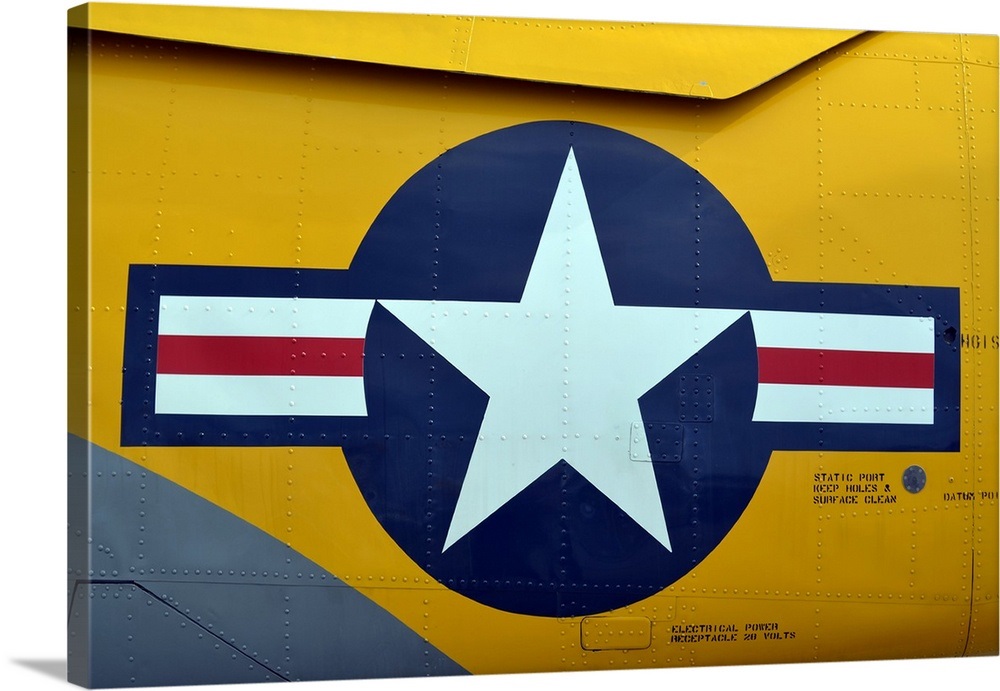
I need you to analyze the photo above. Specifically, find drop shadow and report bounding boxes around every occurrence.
[11,658,66,682]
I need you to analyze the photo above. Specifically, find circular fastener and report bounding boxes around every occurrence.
[902,465,927,494]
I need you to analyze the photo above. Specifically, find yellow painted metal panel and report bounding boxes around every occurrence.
[581,616,652,651]
[71,2,862,99]
[466,18,860,98]
[964,44,999,657]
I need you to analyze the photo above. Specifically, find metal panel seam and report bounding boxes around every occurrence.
[957,32,978,658]
[463,16,476,73]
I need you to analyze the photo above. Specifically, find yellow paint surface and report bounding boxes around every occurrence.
[70,2,861,99]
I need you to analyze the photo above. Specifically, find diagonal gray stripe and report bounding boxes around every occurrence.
[68,435,467,687]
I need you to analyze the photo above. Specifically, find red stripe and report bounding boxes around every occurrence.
[157,335,364,376]
[757,347,934,389]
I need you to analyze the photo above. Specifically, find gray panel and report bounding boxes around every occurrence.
[81,582,280,688]
[67,435,467,687]
[149,581,461,680]
[68,437,93,687]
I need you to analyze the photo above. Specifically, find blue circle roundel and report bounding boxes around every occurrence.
[342,121,771,617]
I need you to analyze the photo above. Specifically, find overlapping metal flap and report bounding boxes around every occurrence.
[68,2,863,99]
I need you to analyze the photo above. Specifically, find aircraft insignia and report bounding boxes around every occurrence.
[122,122,960,617]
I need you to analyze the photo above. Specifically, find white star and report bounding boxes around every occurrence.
[381,148,744,552]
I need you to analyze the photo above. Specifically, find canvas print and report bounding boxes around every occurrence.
[67,3,998,687]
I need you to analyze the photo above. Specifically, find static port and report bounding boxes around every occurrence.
[902,465,927,494]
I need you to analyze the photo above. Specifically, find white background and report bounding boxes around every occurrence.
[3,1,997,690]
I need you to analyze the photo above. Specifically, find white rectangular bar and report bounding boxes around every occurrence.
[752,383,934,424]
[155,374,368,416]
[750,310,935,354]
[158,296,375,338]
